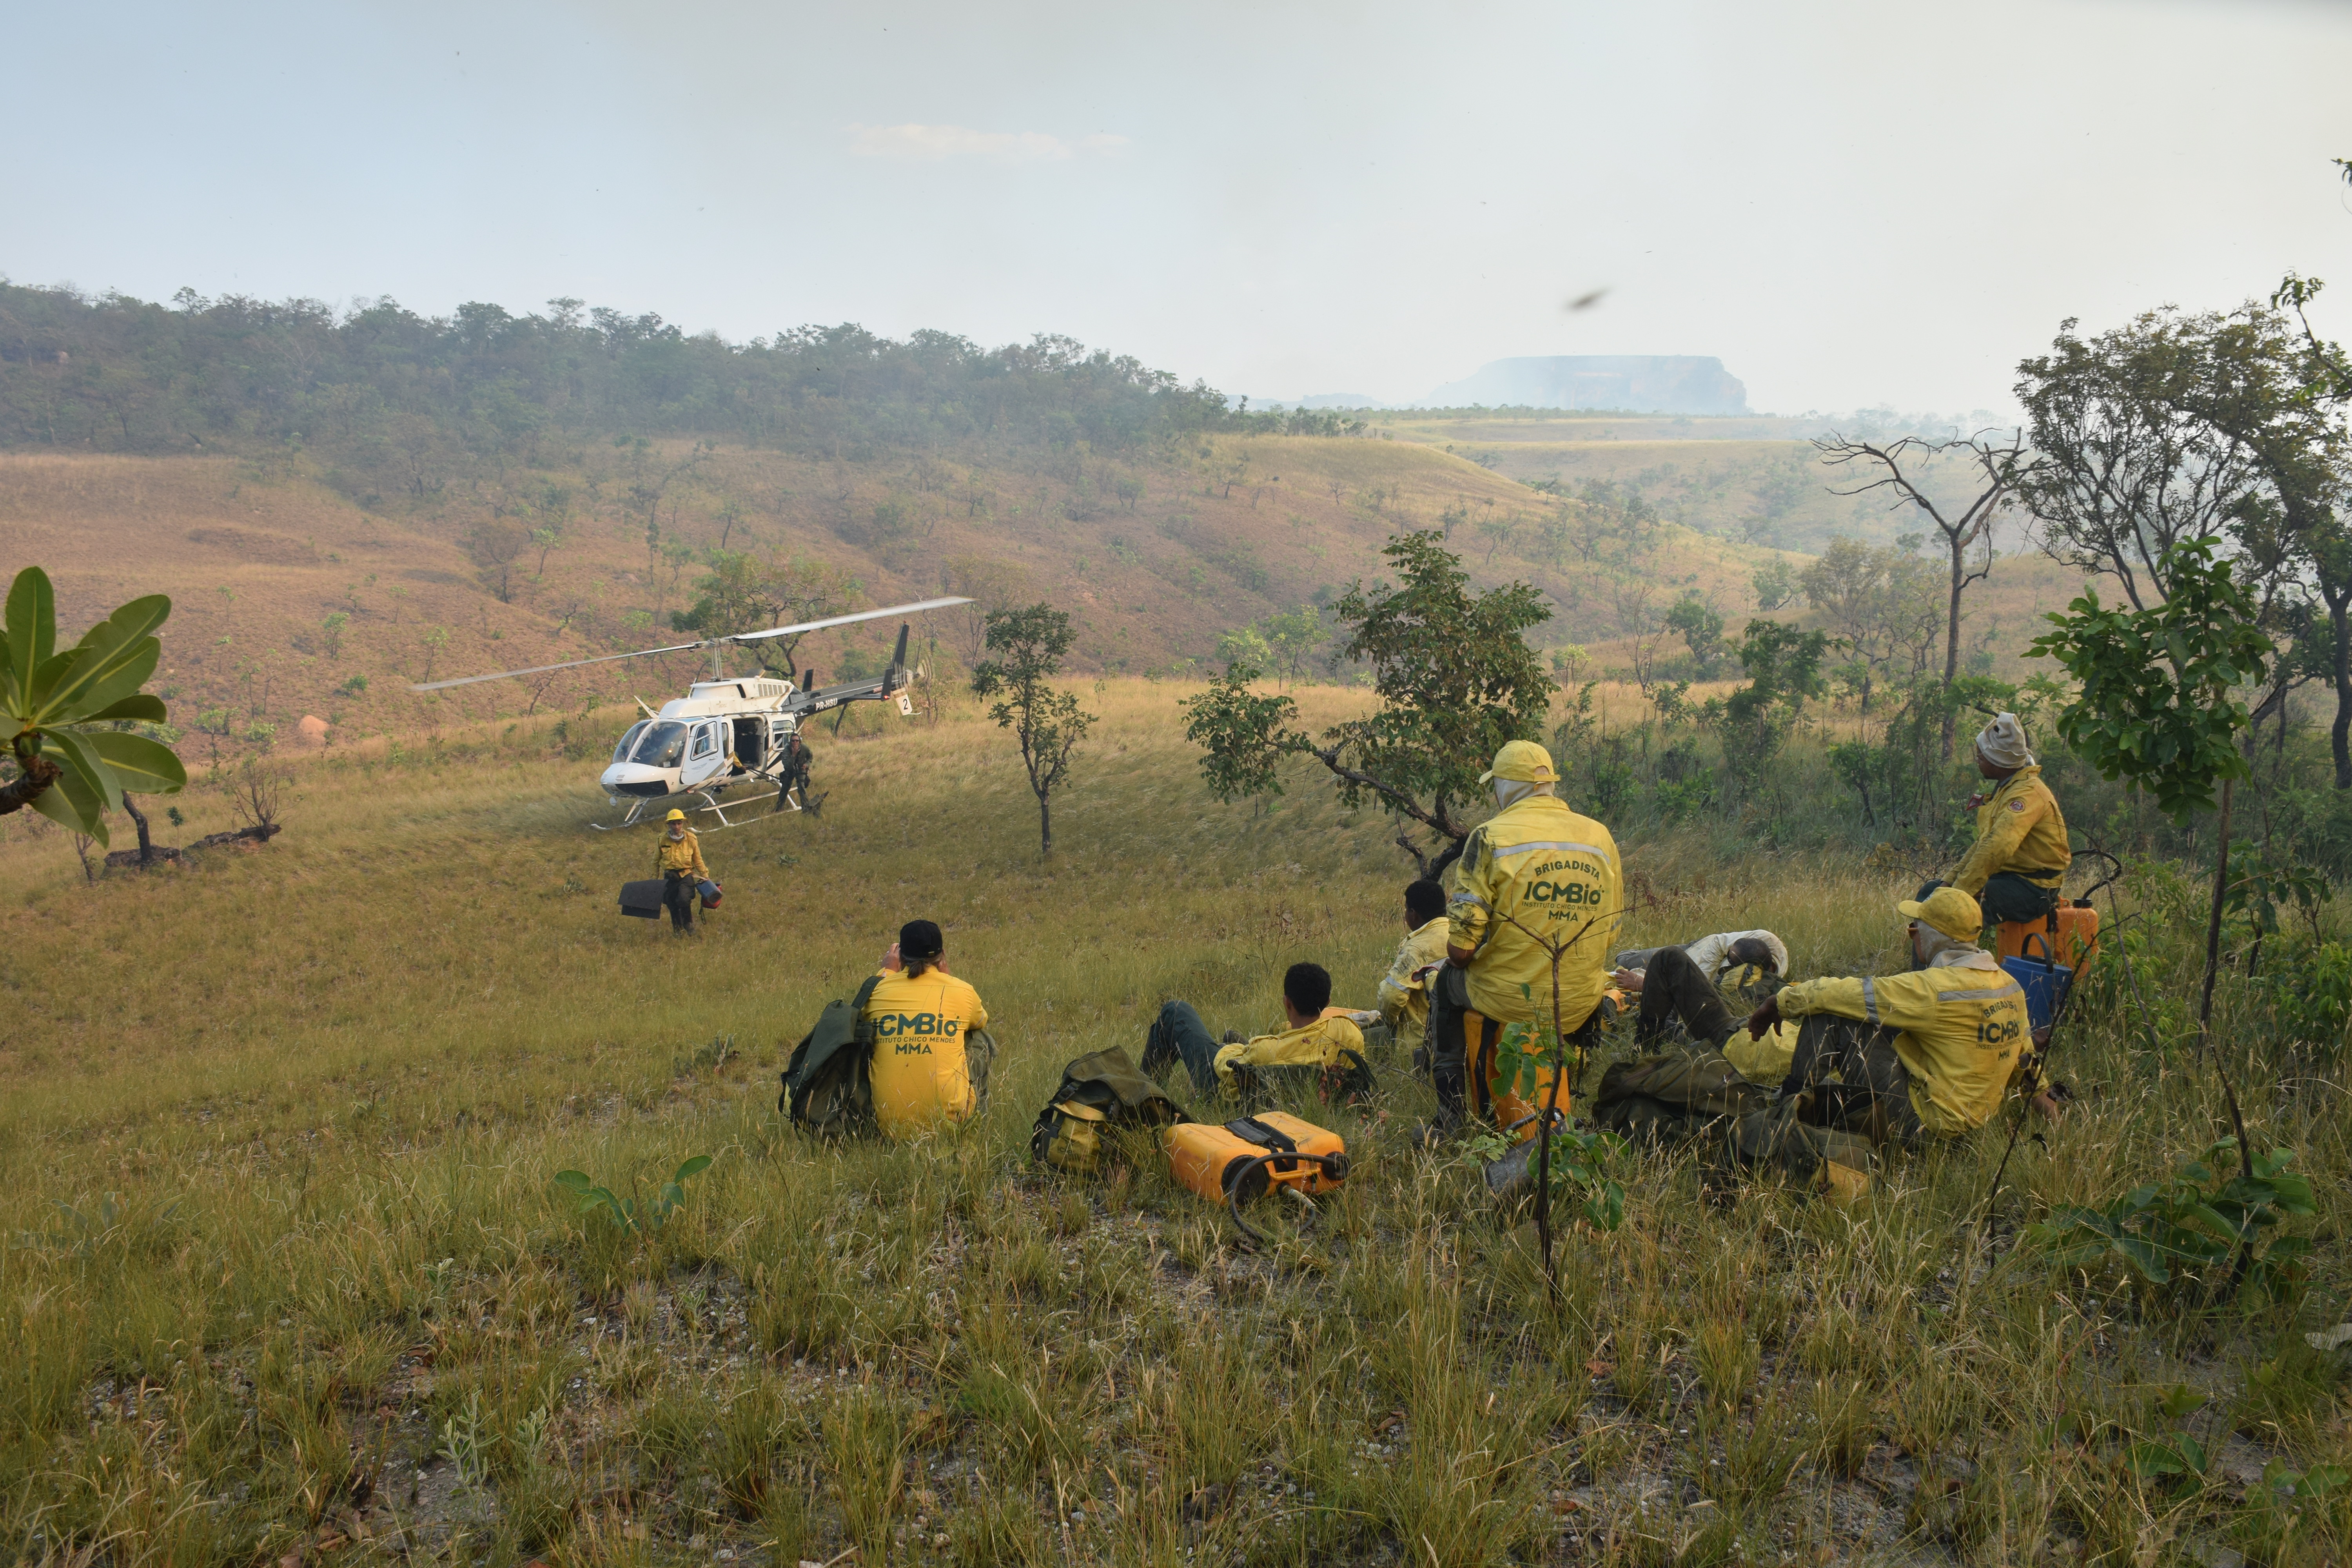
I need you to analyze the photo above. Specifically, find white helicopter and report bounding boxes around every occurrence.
[411,597,970,829]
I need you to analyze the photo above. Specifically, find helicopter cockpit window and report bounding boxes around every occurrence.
[612,721,648,764]
[634,722,689,768]
[689,724,717,760]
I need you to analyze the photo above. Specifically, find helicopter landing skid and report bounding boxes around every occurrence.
[588,797,656,832]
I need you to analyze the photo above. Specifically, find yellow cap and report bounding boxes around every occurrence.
[1478,739,1559,786]
[1896,886,1981,942]
[665,808,687,822]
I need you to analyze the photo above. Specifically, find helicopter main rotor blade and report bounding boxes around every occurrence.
[407,640,713,692]
[410,597,973,693]
[728,597,971,644]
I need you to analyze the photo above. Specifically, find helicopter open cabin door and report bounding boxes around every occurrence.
[679,720,730,789]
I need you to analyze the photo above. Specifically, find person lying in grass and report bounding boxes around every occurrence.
[1612,934,1797,1086]
[1141,962,1373,1100]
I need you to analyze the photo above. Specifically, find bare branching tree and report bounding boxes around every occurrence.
[1813,431,2036,755]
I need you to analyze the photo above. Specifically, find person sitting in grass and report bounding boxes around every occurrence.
[1743,886,2031,1145]
[862,920,995,1138]
[1142,962,1370,1100]
[1375,878,1453,1066]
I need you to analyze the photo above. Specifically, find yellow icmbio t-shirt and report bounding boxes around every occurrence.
[862,967,989,1138]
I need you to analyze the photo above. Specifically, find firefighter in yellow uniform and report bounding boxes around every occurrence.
[1377,880,1453,1068]
[1745,886,2029,1145]
[1434,740,1623,1138]
[655,808,710,935]
[862,920,993,1138]
[1949,711,2071,927]
[1143,964,1369,1099]
[1208,963,1367,1097]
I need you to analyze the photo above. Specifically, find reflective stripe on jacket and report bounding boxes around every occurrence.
[1952,766,2070,895]
[1447,796,1623,1033]
[1774,962,2029,1134]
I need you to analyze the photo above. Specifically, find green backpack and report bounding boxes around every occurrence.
[780,975,885,1134]
[1031,1048,1189,1174]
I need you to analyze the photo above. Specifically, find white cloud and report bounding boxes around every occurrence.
[846,123,1128,162]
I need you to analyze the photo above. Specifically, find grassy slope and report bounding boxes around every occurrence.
[0,428,2085,771]
[0,439,1553,735]
[2,682,2345,1566]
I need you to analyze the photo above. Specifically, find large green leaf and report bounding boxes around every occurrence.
[84,731,187,795]
[4,567,55,711]
[58,638,162,724]
[78,693,168,725]
[30,597,170,719]
[27,757,107,847]
[39,728,122,817]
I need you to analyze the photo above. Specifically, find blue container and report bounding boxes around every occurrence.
[2001,947,2074,1031]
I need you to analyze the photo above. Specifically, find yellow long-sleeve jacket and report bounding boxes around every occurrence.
[656,829,709,878]
[1212,1010,1367,1096]
[1376,916,1453,1052]
[1951,766,2070,896]
[1448,795,1623,1033]
[1773,959,2030,1135]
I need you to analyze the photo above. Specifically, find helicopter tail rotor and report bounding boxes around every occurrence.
[885,624,911,692]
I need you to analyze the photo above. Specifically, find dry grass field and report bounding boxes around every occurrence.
[1,680,2345,1567]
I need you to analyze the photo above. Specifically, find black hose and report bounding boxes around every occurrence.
[2073,849,2124,903]
[1221,1152,1350,1245]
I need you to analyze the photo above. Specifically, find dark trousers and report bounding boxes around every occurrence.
[1784,1014,1927,1147]
[1141,1000,1222,1095]
[662,870,696,932]
[1980,872,2061,927]
[1633,945,1741,1051]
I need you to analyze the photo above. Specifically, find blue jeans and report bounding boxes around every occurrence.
[1140,1000,1222,1096]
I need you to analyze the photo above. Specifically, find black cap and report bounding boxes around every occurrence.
[899,919,944,961]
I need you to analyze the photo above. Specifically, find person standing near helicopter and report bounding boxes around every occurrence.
[656,808,710,935]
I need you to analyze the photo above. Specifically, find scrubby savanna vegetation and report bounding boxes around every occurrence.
[0,675,2347,1566]
[7,258,2352,1566]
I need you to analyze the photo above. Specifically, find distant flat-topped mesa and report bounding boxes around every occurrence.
[1423,355,1748,415]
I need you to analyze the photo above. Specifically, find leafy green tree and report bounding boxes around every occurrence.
[1,567,188,846]
[1214,624,1273,673]
[1216,607,1325,687]
[1182,531,1553,877]
[1259,606,1327,686]
[1715,621,1831,795]
[1751,559,1796,612]
[2014,307,2275,610]
[1664,593,1725,677]
[2028,536,2272,1192]
[972,605,1096,857]
[1798,537,1940,712]
[672,553,860,680]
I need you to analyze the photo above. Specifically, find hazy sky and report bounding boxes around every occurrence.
[8,0,2351,414]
